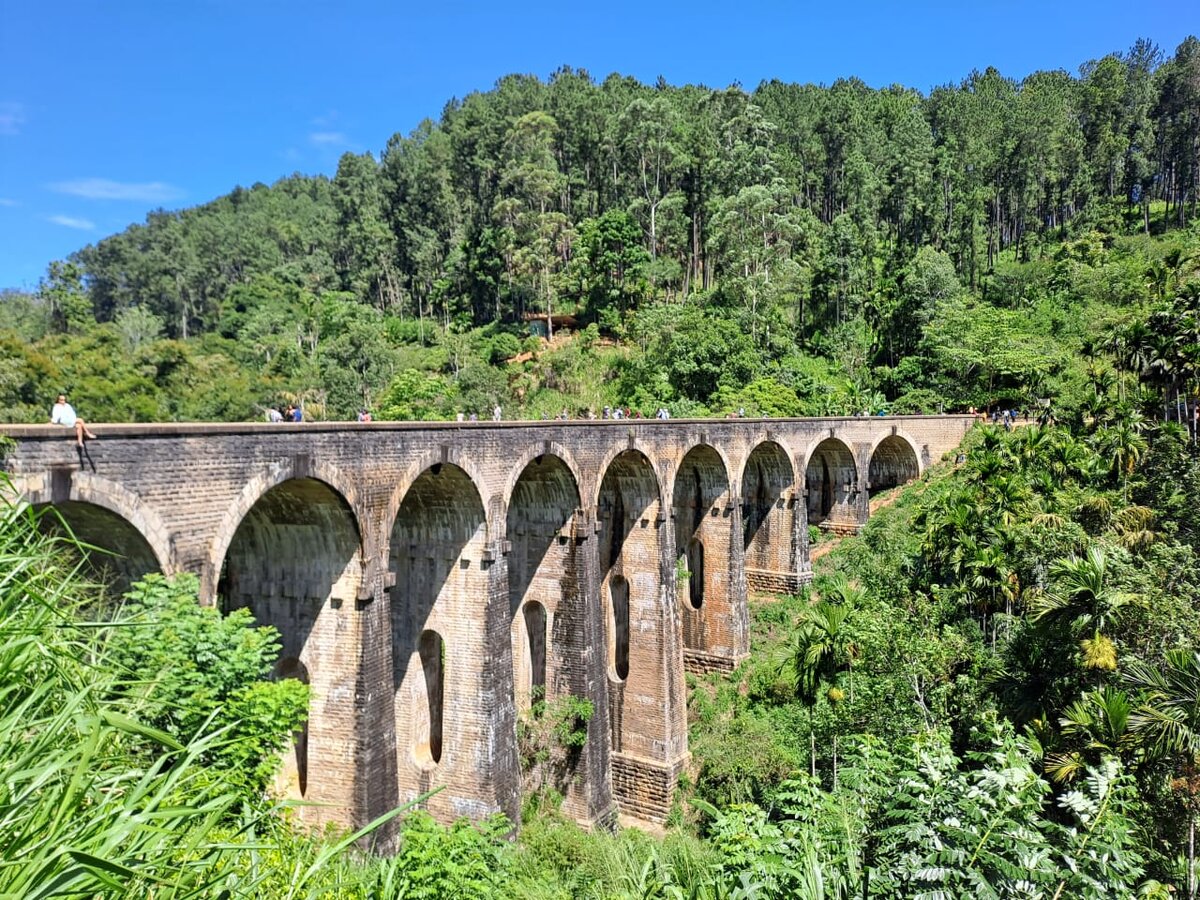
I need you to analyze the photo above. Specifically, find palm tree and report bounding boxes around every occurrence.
[1045,433,1092,482]
[1029,547,1141,673]
[966,543,1013,647]
[790,599,854,780]
[1126,650,1200,900]
[1092,415,1148,500]
[1045,686,1140,783]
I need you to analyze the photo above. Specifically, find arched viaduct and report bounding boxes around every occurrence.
[1,415,973,832]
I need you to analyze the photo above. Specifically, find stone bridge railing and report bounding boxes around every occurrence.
[0,415,974,833]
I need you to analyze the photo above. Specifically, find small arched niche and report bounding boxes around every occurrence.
[415,629,445,767]
[685,537,705,609]
[608,575,630,682]
[273,657,311,797]
[519,601,548,712]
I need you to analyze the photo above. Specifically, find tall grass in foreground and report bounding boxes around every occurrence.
[0,496,250,896]
[0,490,406,898]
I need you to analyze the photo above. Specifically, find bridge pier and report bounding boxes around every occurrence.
[388,463,521,827]
[506,454,615,827]
[597,449,688,824]
[219,476,366,829]
[672,444,748,675]
[742,440,811,594]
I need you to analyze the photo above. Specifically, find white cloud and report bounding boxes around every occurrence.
[48,214,95,230]
[309,131,348,146]
[49,178,184,202]
[0,102,25,136]
[0,198,17,207]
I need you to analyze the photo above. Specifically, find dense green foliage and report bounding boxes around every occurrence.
[2,36,1199,422]
[685,418,1200,896]
[104,572,309,798]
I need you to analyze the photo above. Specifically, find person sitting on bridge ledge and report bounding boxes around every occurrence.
[50,394,97,447]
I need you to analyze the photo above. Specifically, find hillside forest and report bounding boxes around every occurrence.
[1,36,1199,423]
[3,34,1200,899]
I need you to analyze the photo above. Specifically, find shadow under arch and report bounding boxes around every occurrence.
[204,458,361,604]
[741,440,796,574]
[868,433,921,497]
[389,462,488,818]
[804,437,859,529]
[219,476,364,823]
[35,500,163,597]
[672,444,732,655]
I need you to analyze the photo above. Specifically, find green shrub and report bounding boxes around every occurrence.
[105,573,309,799]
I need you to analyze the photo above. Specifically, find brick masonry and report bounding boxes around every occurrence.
[1,415,974,831]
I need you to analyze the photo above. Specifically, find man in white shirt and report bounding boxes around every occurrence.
[50,394,97,446]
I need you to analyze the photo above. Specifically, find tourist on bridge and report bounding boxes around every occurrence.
[50,394,97,447]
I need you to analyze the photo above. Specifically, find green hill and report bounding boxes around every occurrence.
[2,36,1198,425]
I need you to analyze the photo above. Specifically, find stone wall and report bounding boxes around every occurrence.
[2,415,974,831]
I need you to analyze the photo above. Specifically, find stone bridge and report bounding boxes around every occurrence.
[0,415,973,832]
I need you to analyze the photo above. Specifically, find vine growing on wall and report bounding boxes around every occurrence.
[517,688,594,805]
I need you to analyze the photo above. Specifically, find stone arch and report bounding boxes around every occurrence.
[383,452,493,552]
[36,501,163,597]
[27,472,171,596]
[664,442,735,511]
[741,440,797,584]
[597,449,663,757]
[507,454,581,718]
[219,475,364,825]
[672,444,737,664]
[803,436,859,530]
[868,432,922,497]
[501,442,586,521]
[592,441,666,513]
[204,458,361,603]
[389,463,488,816]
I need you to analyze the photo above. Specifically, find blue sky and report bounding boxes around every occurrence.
[0,0,1193,290]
